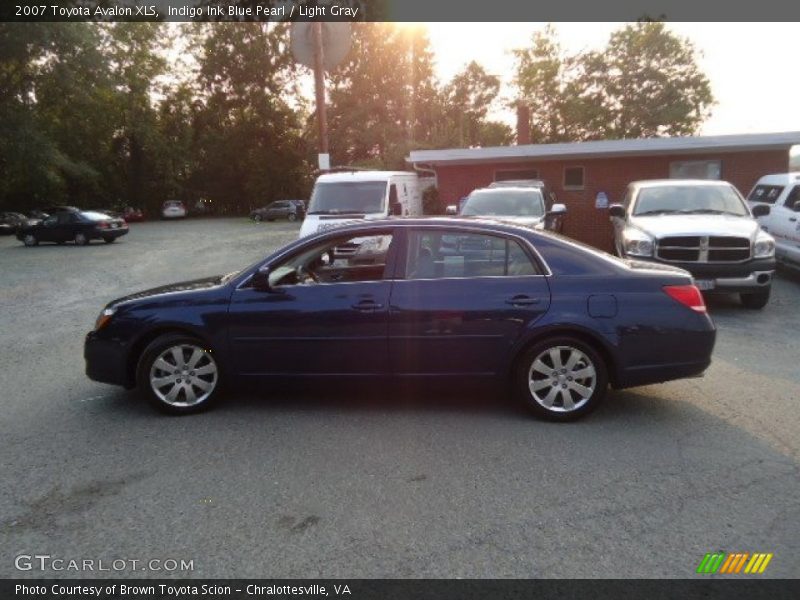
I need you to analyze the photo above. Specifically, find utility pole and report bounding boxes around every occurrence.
[312,22,329,167]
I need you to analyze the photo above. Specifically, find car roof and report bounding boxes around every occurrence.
[752,172,800,185]
[316,171,413,183]
[488,179,546,188]
[310,217,543,239]
[630,179,734,189]
[469,186,543,195]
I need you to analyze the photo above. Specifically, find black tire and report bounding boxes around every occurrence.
[740,288,770,309]
[22,234,38,247]
[136,334,222,415]
[514,336,608,422]
[103,236,116,244]
[253,214,262,222]
[287,212,297,222]
[74,232,89,246]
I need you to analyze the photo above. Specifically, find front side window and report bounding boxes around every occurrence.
[267,233,394,287]
[307,181,388,215]
[461,190,545,217]
[633,185,748,217]
[748,184,784,205]
[404,230,539,280]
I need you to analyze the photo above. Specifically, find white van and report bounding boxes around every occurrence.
[747,173,800,268]
[299,171,422,238]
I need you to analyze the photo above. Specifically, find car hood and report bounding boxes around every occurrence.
[110,275,229,307]
[629,214,760,240]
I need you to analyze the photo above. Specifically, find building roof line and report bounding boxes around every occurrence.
[407,131,800,166]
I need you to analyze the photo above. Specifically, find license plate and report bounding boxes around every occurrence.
[695,279,715,290]
[110,223,118,229]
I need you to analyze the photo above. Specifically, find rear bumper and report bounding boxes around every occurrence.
[615,358,712,389]
[85,331,133,388]
[93,227,129,239]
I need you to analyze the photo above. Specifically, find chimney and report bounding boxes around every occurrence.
[516,103,531,145]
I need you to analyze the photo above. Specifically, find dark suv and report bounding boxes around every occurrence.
[250,200,305,223]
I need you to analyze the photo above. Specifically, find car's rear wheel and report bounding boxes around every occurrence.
[23,234,38,247]
[74,232,89,246]
[740,288,770,309]
[137,334,221,415]
[287,212,297,222]
[103,236,116,244]
[253,214,262,222]
[515,337,608,421]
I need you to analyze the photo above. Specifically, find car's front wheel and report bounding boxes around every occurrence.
[23,234,38,247]
[253,214,262,222]
[137,334,221,415]
[741,288,770,309]
[287,212,297,222]
[515,336,608,421]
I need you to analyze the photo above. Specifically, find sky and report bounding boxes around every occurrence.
[421,22,800,138]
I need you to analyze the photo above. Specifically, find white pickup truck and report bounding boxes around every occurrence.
[609,179,776,309]
[747,173,800,269]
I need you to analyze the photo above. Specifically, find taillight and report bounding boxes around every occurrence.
[663,285,706,313]
[98,221,109,229]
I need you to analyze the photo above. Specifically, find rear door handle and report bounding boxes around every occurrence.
[352,300,384,312]
[790,217,797,222]
[505,295,541,307]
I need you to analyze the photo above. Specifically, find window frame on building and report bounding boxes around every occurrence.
[563,166,585,190]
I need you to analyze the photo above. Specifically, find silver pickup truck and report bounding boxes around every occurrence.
[609,179,776,309]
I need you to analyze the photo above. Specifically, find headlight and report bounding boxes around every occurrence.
[95,307,116,330]
[753,234,775,258]
[622,228,654,257]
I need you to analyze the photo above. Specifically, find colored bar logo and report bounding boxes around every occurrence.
[696,552,773,574]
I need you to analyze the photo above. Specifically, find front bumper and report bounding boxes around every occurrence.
[85,331,133,388]
[632,256,775,293]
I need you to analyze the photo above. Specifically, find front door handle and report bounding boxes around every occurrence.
[352,300,384,312]
[790,217,797,222]
[505,295,541,307]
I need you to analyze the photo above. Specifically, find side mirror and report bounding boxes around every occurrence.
[445,205,458,216]
[608,204,626,218]
[251,267,272,291]
[751,204,771,218]
[548,203,567,215]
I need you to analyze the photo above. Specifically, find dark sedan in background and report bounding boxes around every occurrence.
[18,210,128,246]
[85,219,715,420]
[250,200,305,222]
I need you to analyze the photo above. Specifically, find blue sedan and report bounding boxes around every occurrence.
[84,219,716,420]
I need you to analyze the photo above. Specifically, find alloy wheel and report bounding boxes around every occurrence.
[149,344,218,407]
[528,345,597,413]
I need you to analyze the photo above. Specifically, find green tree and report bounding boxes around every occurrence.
[513,22,714,142]
[194,23,310,212]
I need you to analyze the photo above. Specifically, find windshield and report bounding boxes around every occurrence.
[308,181,388,215]
[461,189,545,217]
[633,185,748,216]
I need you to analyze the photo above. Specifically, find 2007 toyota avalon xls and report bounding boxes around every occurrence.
[85,219,716,421]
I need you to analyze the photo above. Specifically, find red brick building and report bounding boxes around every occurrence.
[408,132,800,252]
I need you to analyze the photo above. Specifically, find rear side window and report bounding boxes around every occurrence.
[404,230,540,280]
[748,185,784,204]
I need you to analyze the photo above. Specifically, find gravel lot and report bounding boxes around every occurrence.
[1,218,798,578]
